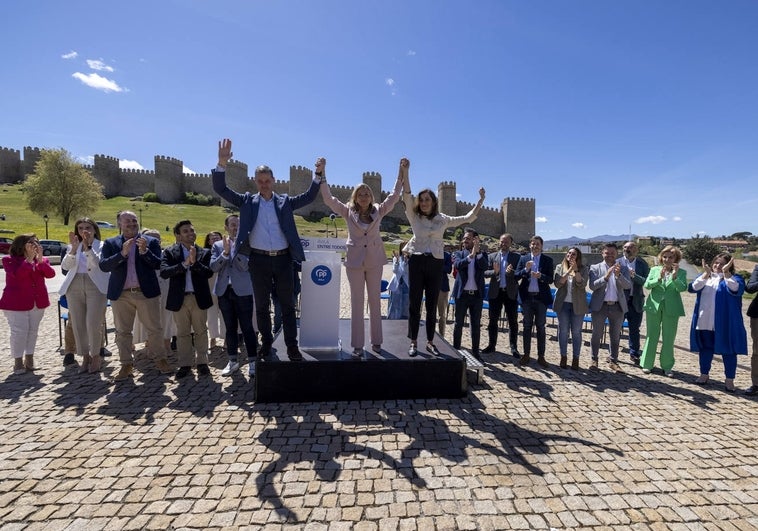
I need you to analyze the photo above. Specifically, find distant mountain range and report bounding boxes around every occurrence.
[544,234,636,249]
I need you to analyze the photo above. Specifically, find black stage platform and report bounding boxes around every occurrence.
[255,319,468,403]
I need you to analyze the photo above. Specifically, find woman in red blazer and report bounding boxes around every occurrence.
[0,234,56,375]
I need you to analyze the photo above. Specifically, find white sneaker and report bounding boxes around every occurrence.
[221,361,239,376]
[248,362,256,377]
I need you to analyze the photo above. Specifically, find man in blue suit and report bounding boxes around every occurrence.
[100,210,171,380]
[483,233,522,357]
[210,214,258,378]
[451,228,489,360]
[516,235,554,368]
[212,138,322,361]
[619,241,650,364]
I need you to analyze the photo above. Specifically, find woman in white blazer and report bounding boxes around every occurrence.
[59,217,110,373]
[319,158,405,356]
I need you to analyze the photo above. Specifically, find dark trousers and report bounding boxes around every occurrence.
[521,294,547,357]
[487,288,519,350]
[408,254,443,343]
[217,285,257,361]
[250,253,297,347]
[453,292,483,353]
[625,296,644,356]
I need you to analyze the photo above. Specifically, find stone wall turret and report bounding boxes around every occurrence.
[154,155,184,203]
[0,147,21,184]
[437,181,457,216]
[94,154,120,197]
[362,171,382,204]
[22,147,41,177]
[502,197,536,245]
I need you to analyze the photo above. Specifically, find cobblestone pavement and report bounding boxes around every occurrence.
[1,265,757,530]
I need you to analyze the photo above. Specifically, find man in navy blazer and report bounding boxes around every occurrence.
[619,241,650,363]
[100,210,171,380]
[160,220,213,379]
[483,233,522,357]
[210,214,258,378]
[515,235,554,367]
[212,139,321,361]
[451,228,489,359]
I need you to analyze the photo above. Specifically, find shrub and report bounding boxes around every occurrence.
[143,192,159,203]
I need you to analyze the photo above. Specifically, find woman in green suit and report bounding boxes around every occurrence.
[640,245,688,376]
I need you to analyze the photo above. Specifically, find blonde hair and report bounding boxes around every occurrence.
[658,245,682,263]
[348,183,376,213]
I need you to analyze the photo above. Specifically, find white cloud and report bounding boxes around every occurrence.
[183,165,196,174]
[77,155,94,165]
[536,216,548,223]
[672,216,682,221]
[635,215,667,224]
[72,72,126,93]
[571,222,585,229]
[61,50,78,60]
[385,78,397,96]
[407,50,416,56]
[120,159,145,170]
[87,59,114,72]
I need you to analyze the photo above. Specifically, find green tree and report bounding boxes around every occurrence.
[24,149,104,225]
[683,235,720,266]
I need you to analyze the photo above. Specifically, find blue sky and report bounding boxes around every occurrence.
[1,0,756,240]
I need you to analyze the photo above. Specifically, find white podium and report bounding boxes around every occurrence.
[299,250,342,349]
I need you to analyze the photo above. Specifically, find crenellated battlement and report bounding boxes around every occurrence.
[155,155,183,165]
[122,168,155,175]
[0,144,536,239]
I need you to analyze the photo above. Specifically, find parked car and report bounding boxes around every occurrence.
[96,221,115,228]
[39,239,65,256]
[0,237,12,254]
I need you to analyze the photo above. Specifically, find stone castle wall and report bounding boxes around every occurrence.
[0,145,535,239]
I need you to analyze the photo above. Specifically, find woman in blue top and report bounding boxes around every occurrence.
[689,253,748,392]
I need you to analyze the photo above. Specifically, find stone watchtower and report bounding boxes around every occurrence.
[22,147,41,178]
[502,197,536,245]
[362,171,382,203]
[0,147,21,184]
[437,181,457,216]
[154,155,184,203]
[94,154,120,197]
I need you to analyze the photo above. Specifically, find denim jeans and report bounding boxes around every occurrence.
[557,302,584,359]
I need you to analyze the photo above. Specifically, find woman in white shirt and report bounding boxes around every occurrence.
[402,170,485,356]
[59,218,110,373]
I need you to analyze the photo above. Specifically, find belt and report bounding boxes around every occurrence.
[185,292,194,296]
[413,252,433,256]
[500,287,508,292]
[251,248,289,256]
[124,286,141,293]
[604,300,617,305]
[464,289,479,296]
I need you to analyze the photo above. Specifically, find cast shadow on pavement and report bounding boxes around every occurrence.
[249,395,617,524]
[0,372,46,403]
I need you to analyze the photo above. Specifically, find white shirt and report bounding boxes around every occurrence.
[402,192,480,259]
[692,273,740,331]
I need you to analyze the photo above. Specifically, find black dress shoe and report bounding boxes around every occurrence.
[258,344,272,359]
[175,366,192,379]
[63,353,77,366]
[287,346,304,361]
[197,364,211,376]
[426,343,441,356]
[511,348,521,359]
[482,345,496,354]
[472,350,482,361]
[744,385,758,396]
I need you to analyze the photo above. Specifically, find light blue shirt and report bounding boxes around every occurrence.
[249,196,288,252]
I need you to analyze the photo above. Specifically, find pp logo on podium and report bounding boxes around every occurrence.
[311,265,332,286]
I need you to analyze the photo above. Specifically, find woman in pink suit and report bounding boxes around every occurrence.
[0,234,56,375]
[319,158,405,356]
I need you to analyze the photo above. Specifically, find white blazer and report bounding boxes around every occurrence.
[58,239,110,296]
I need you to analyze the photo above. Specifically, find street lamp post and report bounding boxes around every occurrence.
[43,214,49,239]
[131,203,148,227]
